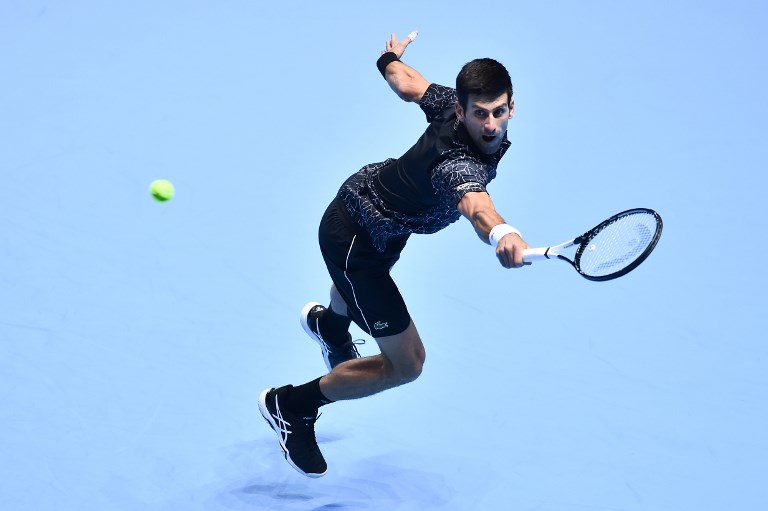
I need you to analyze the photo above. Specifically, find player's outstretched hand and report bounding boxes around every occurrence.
[382,31,418,58]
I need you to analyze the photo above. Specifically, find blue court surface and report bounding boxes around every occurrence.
[2,1,767,510]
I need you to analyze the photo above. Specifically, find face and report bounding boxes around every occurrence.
[455,92,514,154]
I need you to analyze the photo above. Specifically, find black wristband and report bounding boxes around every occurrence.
[376,52,400,77]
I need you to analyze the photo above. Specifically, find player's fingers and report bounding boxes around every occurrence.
[502,245,525,269]
[399,31,417,52]
[513,248,527,268]
[497,248,512,269]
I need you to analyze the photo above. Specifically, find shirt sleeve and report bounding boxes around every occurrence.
[431,158,489,204]
[419,83,458,123]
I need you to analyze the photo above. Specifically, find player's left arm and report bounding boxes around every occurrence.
[457,191,529,269]
[378,32,430,103]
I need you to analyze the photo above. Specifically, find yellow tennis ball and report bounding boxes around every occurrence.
[150,179,175,202]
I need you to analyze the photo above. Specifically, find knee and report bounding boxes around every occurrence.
[391,346,426,384]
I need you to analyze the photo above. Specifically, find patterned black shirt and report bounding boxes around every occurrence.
[338,83,511,252]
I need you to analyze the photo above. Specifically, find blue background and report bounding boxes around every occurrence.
[2,1,766,509]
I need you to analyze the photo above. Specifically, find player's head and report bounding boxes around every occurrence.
[456,58,513,111]
[455,58,514,154]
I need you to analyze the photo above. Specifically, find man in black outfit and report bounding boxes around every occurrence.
[259,31,529,477]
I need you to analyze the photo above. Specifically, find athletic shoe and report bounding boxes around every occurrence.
[300,302,361,371]
[258,386,327,478]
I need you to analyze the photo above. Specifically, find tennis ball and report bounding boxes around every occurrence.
[150,179,175,202]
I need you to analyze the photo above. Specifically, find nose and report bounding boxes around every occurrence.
[484,117,499,133]
[487,114,509,133]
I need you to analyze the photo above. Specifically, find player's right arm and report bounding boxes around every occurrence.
[457,191,529,269]
[379,32,430,103]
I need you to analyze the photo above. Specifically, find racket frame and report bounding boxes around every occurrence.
[522,208,662,281]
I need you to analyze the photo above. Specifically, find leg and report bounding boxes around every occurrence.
[329,284,348,316]
[301,285,357,371]
[261,199,413,477]
[264,319,424,477]
[319,320,425,401]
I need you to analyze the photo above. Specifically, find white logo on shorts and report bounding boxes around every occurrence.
[374,321,389,330]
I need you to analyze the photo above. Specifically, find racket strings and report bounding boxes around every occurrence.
[577,212,659,278]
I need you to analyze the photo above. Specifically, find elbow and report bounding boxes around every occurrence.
[394,88,419,103]
[394,89,415,102]
[388,77,421,103]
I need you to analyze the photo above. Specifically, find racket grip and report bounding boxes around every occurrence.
[522,247,549,262]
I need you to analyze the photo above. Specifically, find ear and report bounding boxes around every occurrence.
[508,96,515,119]
[454,101,464,123]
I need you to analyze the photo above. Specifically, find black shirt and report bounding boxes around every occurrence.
[338,83,511,252]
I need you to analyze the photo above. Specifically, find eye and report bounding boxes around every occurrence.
[493,107,508,118]
[474,110,488,119]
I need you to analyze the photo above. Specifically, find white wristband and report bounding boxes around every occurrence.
[489,223,521,248]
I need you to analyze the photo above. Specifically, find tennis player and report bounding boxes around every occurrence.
[259,31,529,477]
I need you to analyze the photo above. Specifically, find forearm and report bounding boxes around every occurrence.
[469,208,506,243]
[457,191,506,243]
[457,192,527,268]
[376,50,430,103]
[384,60,429,103]
[457,191,523,248]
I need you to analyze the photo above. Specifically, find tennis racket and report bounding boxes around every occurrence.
[522,208,663,281]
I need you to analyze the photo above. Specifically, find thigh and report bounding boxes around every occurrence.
[318,200,411,337]
[343,257,410,337]
[374,320,425,374]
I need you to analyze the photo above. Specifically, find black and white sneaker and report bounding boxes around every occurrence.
[300,302,361,371]
[258,386,327,478]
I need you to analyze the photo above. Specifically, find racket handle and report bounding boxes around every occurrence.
[522,247,549,262]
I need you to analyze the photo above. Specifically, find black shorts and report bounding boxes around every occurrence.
[318,198,411,337]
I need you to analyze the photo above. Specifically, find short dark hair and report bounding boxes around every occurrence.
[456,58,513,110]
